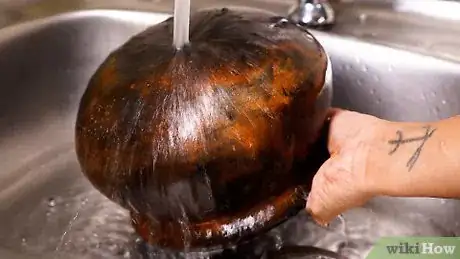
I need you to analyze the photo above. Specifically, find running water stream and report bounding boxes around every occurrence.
[173,0,191,49]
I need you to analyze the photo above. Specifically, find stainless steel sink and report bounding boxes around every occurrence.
[1,6,460,259]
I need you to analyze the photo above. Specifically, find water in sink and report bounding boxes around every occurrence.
[0,146,453,259]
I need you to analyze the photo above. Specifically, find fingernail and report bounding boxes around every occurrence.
[313,215,329,228]
[305,194,330,227]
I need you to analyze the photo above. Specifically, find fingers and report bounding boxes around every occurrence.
[305,157,359,226]
[326,107,344,119]
[307,107,376,226]
[324,107,350,154]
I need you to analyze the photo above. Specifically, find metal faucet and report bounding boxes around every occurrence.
[288,0,335,28]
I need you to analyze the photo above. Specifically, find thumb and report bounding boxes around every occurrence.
[306,156,354,226]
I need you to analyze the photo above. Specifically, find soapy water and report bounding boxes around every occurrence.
[0,146,455,259]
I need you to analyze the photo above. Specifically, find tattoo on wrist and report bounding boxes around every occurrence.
[388,125,437,171]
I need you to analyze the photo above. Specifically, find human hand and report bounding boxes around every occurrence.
[306,108,389,226]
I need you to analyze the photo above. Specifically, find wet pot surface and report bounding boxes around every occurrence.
[75,7,333,251]
[0,9,460,259]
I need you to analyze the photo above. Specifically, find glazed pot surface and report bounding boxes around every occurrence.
[75,7,331,250]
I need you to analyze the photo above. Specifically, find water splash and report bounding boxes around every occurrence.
[54,196,88,257]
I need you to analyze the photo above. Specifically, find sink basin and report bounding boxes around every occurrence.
[0,9,459,259]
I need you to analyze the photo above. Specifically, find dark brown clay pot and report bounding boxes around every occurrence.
[75,7,332,251]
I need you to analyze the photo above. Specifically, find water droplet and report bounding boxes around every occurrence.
[345,64,352,70]
[434,106,440,113]
[273,233,283,250]
[440,199,447,204]
[370,89,376,95]
[48,198,56,207]
[442,100,447,105]
[108,244,119,252]
[81,197,89,206]
[361,65,368,72]
[373,75,380,82]
[46,209,55,217]
[376,98,382,104]
[420,93,427,101]
[388,64,394,72]
[358,13,368,23]
[366,32,378,38]
[355,57,361,64]
[430,91,437,97]
[123,250,131,258]
[357,79,363,86]
[21,238,27,246]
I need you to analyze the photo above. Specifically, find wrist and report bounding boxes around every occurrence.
[368,119,452,198]
[362,119,397,197]
[367,120,423,197]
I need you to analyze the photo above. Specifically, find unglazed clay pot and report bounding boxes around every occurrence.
[75,7,333,251]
